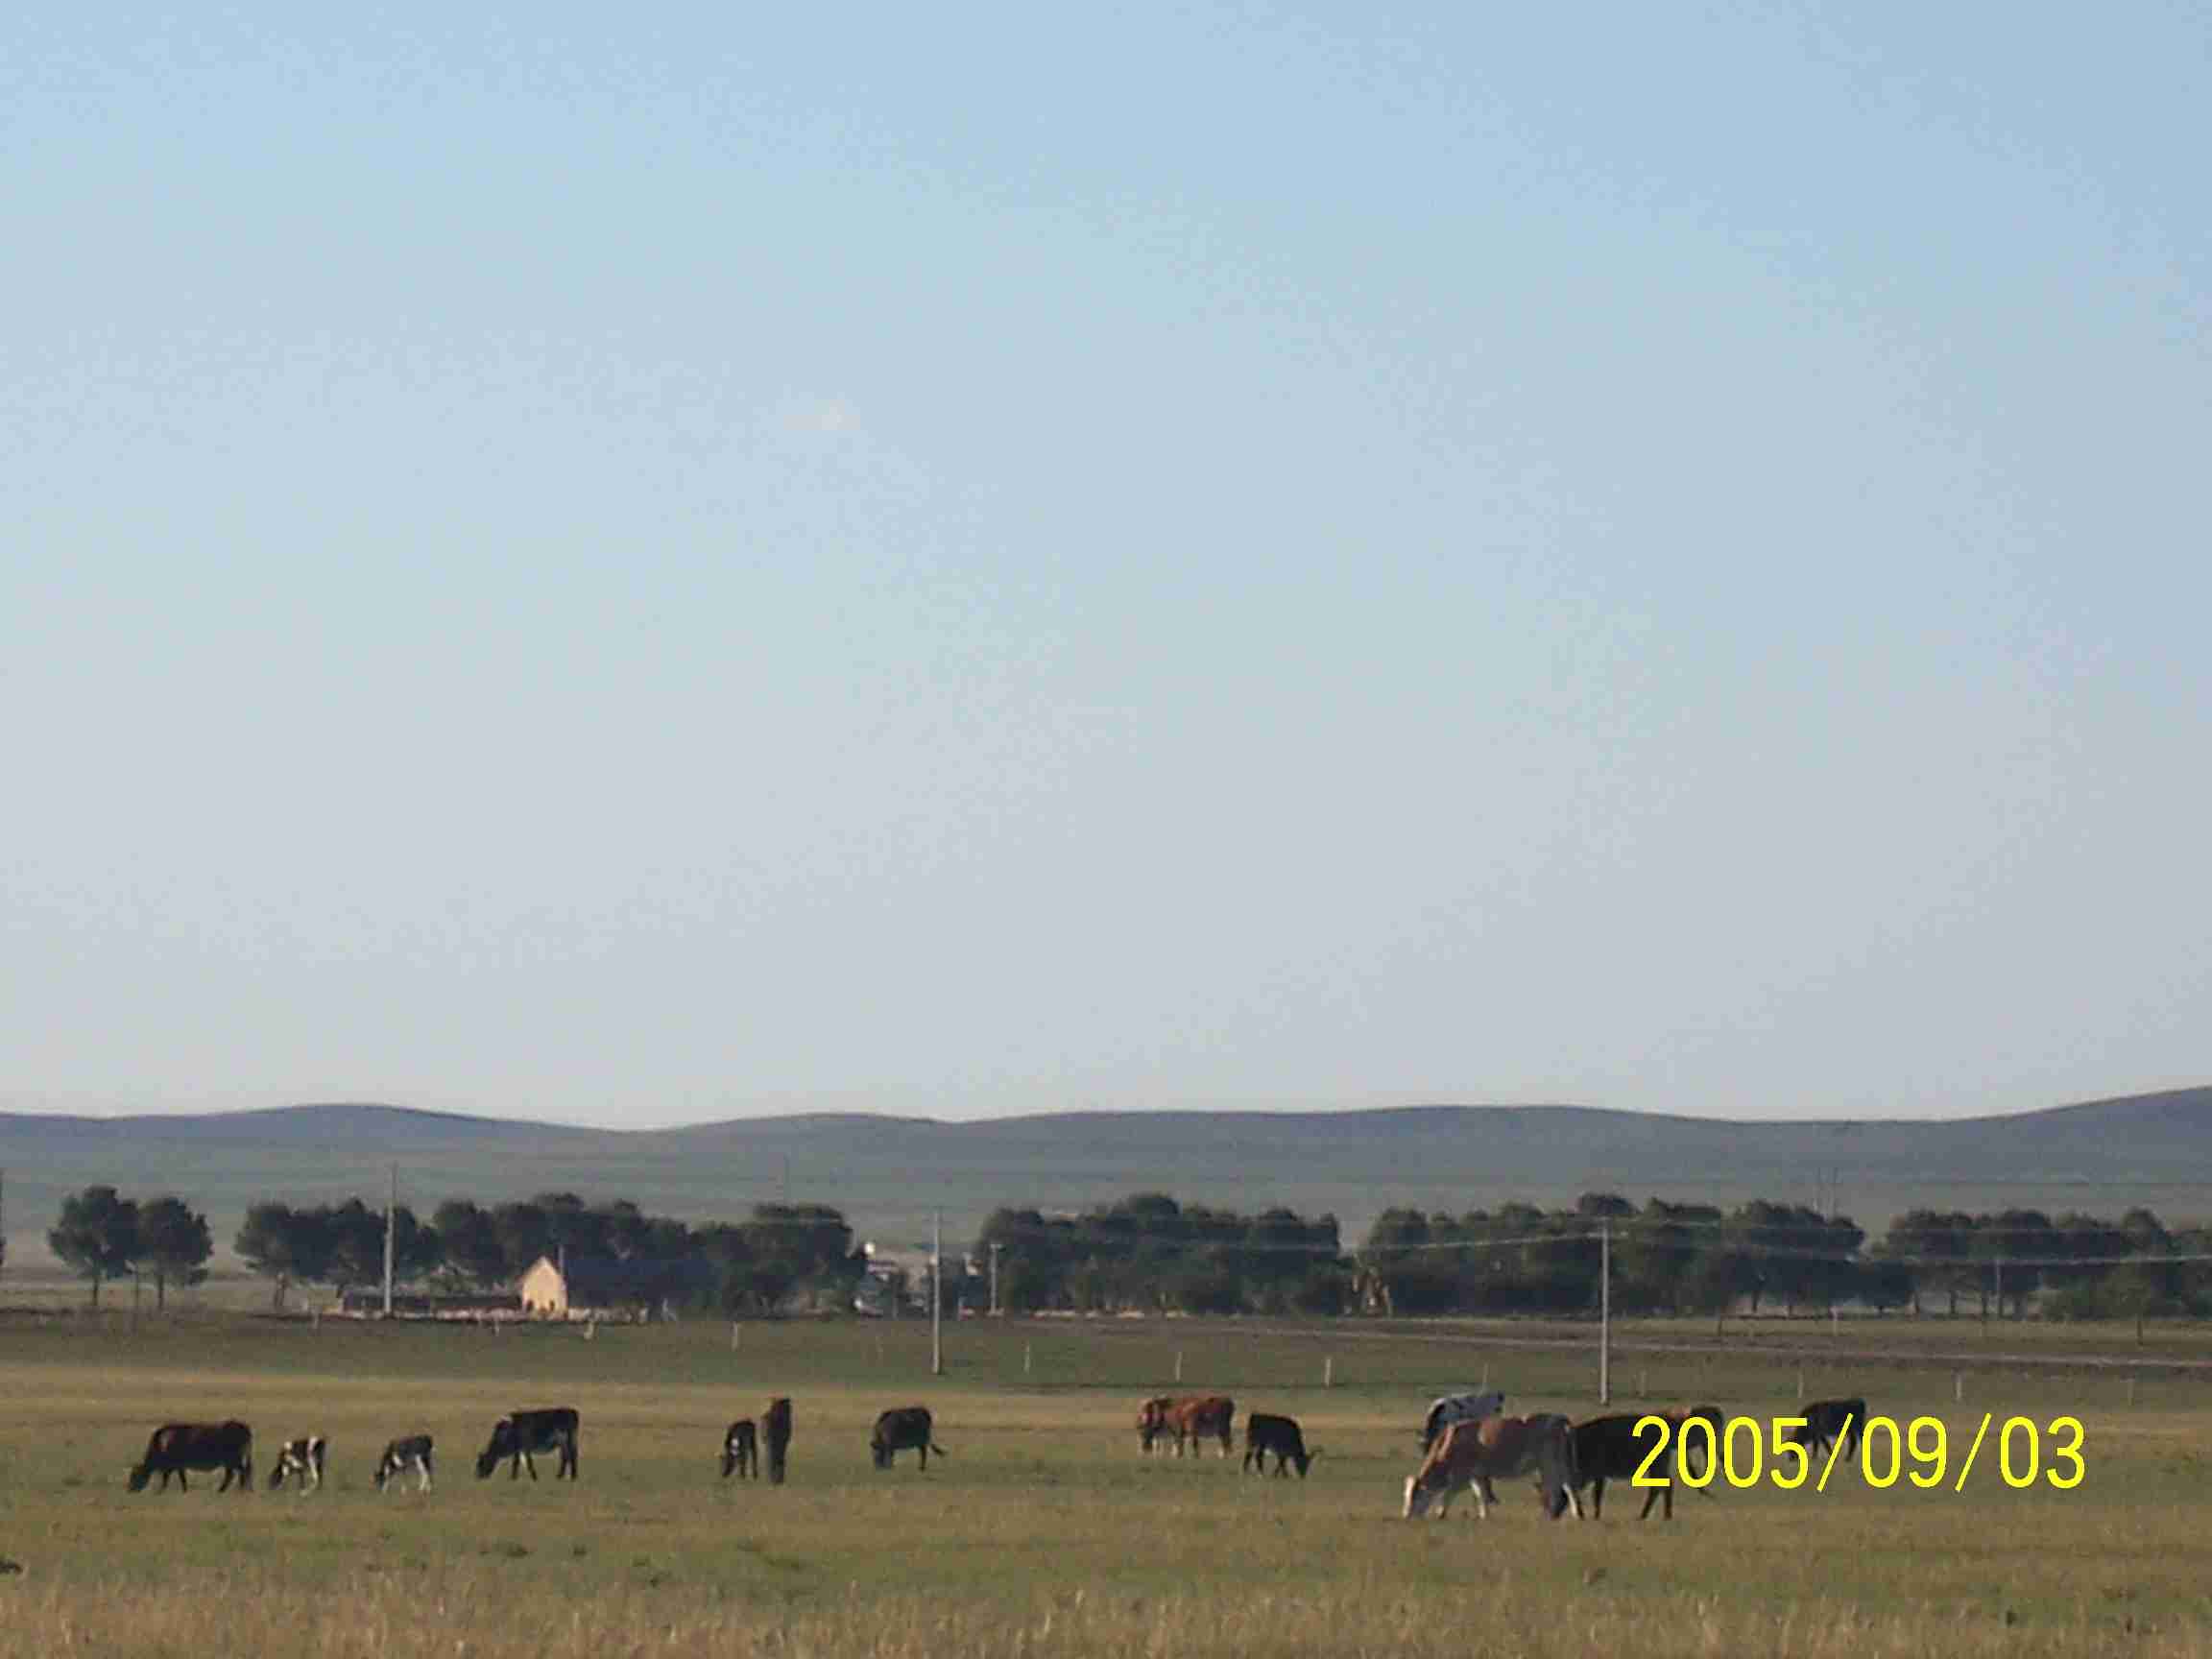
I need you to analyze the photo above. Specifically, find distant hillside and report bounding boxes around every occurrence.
[3,1088,2207,1272]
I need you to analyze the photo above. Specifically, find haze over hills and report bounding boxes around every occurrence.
[2,1089,2207,1273]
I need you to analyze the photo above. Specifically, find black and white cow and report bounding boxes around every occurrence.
[475,1407,580,1480]
[374,1434,435,1492]
[268,1435,327,1493]
[869,1407,946,1471]
[128,1421,253,1494]
[1242,1411,1317,1478]
[1419,1388,1505,1452]
[720,1419,758,1479]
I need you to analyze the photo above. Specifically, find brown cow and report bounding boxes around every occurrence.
[1136,1396,1177,1455]
[1165,1395,1235,1458]
[762,1397,793,1486]
[1401,1413,1575,1520]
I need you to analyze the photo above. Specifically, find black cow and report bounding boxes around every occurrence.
[128,1421,253,1494]
[1788,1397,1865,1462]
[1556,1407,1723,1521]
[762,1397,793,1486]
[1242,1412,1317,1478]
[374,1434,435,1493]
[720,1419,758,1479]
[475,1407,580,1480]
[870,1407,946,1471]
[268,1434,327,1493]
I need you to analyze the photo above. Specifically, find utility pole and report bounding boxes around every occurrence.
[382,1162,397,1318]
[930,1210,944,1377]
[990,1242,1002,1317]
[1599,1219,1612,1406]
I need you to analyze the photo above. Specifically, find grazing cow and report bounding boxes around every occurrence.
[870,1406,947,1471]
[268,1434,327,1493]
[127,1421,253,1494]
[1402,1413,1575,1520]
[720,1418,758,1479]
[1242,1411,1317,1478]
[1788,1397,1865,1462]
[1136,1395,1177,1455]
[1419,1389,1506,1453]
[1556,1406,1725,1521]
[1165,1395,1236,1458]
[762,1397,793,1486]
[374,1434,435,1493]
[474,1407,580,1480]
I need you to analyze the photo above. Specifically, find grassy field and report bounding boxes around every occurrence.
[1,1312,2207,1656]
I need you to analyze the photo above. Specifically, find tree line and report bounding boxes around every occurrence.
[971,1191,2212,1325]
[44,1187,865,1316]
[39,1183,2212,1327]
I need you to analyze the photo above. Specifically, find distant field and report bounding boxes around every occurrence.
[1,1312,2207,1656]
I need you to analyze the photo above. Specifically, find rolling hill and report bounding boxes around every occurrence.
[2,1088,2206,1273]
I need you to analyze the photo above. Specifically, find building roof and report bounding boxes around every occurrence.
[526,1254,711,1305]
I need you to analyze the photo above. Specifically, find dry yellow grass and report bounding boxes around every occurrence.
[0,1317,2206,1656]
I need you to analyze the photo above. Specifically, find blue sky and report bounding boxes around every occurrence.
[5,3,2206,1126]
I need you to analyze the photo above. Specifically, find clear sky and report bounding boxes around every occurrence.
[5,4,2206,1128]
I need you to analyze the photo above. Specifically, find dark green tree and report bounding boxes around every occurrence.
[137,1194,213,1310]
[233,1202,334,1311]
[48,1185,140,1308]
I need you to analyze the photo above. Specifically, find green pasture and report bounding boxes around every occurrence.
[0,1314,2207,1656]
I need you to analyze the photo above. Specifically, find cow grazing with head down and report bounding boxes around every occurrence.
[1402,1413,1575,1520]
[1555,1406,1725,1521]
[870,1407,946,1470]
[475,1407,580,1480]
[268,1435,327,1493]
[1242,1412,1317,1478]
[374,1434,435,1493]
[1165,1395,1236,1458]
[720,1419,758,1479]
[1419,1389,1506,1453]
[1788,1398,1865,1462]
[128,1421,253,1494]
[762,1397,792,1486]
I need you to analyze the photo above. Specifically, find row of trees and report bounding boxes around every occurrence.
[38,1184,2212,1327]
[46,1188,868,1316]
[965,1191,2212,1323]
[975,1193,1351,1315]
[47,1187,215,1309]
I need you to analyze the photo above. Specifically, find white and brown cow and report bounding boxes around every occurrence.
[1402,1412,1576,1520]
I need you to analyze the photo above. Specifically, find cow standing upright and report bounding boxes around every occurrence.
[870,1407,946,1470]
[268,1435,327,1493]
[1166,1395,1236,1458]
[1136,1396,1176,1455]
[1556,1406,1724,1521]
[127,1422,253,1494]
[474,1407,580,1480]
[1402,1413,1575,1520]
[1242,1412,1317,1478]
[762,1397,793,1486]
[720,1419,758,1479]
[374,1434,435,1492]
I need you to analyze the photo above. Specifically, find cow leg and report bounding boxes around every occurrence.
[1588,1477,1604,1520]
[563,1436,578,1479]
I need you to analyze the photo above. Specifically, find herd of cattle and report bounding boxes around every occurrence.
[123,1390,1870,1520]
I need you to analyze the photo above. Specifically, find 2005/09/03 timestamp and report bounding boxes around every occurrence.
[1630,1413,2085,1495]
